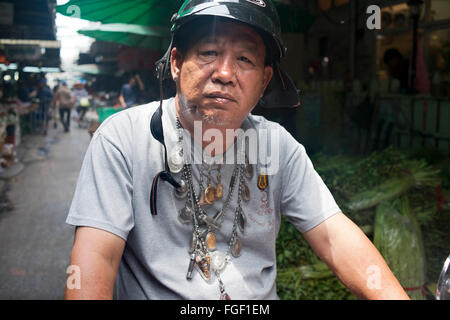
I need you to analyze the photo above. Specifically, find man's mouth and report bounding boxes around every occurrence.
[204,92,237,104]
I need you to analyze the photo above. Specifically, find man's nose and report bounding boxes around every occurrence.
[211,55,236,86]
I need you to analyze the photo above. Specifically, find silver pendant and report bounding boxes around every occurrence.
[188,232,197,253]
[242,183,250,202]
[174,179,188,199]
[237,208,246,233]
[245,163,253,179]
[213,210,224,226]
[178,206,192,224]
[195,255,213,282]
[199,213,221,230]
[220,292,231,300]
[186,253,196,280]
[168,146,184,173]
[231,236,242,258]
[210,251,228,272]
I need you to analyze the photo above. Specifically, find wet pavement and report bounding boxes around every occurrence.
[0,121,91,299]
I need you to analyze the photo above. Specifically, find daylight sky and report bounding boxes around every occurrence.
[55,0,98,68]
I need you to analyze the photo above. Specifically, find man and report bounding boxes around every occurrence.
[53,81,75,132]
[65,0,409,300]
[37,78,53,136]
[72,81,90,126]
[119,74,145,109]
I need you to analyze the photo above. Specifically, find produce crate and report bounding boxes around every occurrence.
[97,107,124,123]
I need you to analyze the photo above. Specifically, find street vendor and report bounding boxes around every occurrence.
[64,0,409,300]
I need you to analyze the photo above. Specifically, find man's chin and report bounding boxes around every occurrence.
[186,105,229,126]
[177,98,240,128]
[198,111,234,127]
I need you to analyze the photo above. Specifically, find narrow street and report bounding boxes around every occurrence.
[0,122,91,299]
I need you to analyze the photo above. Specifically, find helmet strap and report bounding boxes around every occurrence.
[150,35,181,216]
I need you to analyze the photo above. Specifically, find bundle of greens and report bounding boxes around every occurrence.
[373,197,426,300]
[276,147,446,300]
[275,216,358,300]
[347,160,441,212]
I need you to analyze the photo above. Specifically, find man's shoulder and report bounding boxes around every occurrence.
[246,112,288,133]
[246,112,306,166]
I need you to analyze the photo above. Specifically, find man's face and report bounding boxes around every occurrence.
[171,20,273,130]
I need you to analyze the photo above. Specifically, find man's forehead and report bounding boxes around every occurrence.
[196,20,263,46]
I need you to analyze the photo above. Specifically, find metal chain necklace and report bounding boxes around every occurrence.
[174,118,249,300]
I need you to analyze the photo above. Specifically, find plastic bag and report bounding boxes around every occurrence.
[71,109,79,121]
[80,97,90,107]
[373,197,426,300]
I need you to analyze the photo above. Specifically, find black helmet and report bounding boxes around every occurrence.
[172,0,286,63]
[156,0,300,109]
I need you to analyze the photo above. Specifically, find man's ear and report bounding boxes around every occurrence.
[170,47,183,82]
[261,65,274,95]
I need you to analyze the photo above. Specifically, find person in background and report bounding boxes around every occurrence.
[54,81,75,132]
[383,48,410,93]
[72,81,90,126]
[119,74,145,109]
[17,80,30,103]
[37,78,53,135]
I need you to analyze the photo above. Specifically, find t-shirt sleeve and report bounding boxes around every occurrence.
[280,143,341,233]
[66,133,134,240]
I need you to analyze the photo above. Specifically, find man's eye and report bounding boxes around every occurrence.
[239,56,252,63]
[201,51,217,56]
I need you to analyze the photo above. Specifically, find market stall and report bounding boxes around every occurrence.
[0,98,38,163]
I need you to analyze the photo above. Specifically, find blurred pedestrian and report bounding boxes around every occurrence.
[17,80,30,103]
[37,78,53,135]
[119,74,145,108]
[72,81,90,126]
[54,81,75,132]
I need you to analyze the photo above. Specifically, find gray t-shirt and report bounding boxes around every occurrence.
[66,97,340,300]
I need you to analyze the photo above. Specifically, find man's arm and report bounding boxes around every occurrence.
[135,74,145,91]
[118,93,126,108]
[302,212,410,300]
[64,226,125,300]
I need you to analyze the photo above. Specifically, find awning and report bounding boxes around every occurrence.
[21,66,61,73]
[71,64,116,75]
[77,23,170,50]
[56,0,181,27]
[0,39,61,48]
[56,0,315,33]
